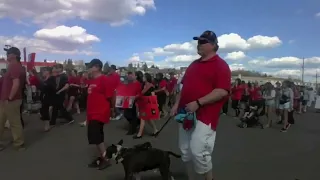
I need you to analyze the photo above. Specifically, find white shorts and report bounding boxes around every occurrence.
[279,102,290,110]
[178,120,216,174]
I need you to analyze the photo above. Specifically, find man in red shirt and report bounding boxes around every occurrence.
[171,31,231,180]
[0,47,26,151]
[108,64,121,120]
[167,72,178,107]
[86,59,115,170]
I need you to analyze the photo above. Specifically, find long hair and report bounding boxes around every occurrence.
[264,82,273,96]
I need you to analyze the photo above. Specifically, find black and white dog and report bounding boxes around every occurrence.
[106,140,181,180]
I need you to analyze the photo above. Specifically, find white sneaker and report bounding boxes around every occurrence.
[79,121,86,127]
[111,114,122,121]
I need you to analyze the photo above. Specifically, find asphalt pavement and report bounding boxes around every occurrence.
[0,110,320,180]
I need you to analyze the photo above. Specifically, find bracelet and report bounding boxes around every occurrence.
[196,99,202,107]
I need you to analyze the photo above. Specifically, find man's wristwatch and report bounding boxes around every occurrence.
[196,99,202,107]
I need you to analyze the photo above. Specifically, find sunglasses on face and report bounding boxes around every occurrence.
[197,39,210,45]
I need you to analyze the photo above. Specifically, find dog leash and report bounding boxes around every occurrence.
[154,116,173,138]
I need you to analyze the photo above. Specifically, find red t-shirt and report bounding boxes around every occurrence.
[29,75,39,87]
[167,77,177,93]
[0,63,25,101]
[249,87,262,100]
[87,75,114,123]
[159,80,167,88]
[69,76,80,84]
[179,55,231,130]
[231,85,244,100]
[108,72,121,90]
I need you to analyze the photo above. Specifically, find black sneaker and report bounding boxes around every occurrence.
[88,157,101,168]
[277,121,283,124]
[98,159,111,170]
[0,144,6,151]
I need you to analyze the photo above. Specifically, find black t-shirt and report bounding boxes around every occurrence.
[54,73,68,95]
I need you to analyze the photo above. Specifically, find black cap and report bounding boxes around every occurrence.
[4,47,21,56]
[110,64,117,70]
[88,59,103,69]
[193,30,218,44]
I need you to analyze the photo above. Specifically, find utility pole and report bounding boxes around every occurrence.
[316,71,318,90]
[302,57,305,85]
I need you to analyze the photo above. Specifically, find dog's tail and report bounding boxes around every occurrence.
[167,151,181,158]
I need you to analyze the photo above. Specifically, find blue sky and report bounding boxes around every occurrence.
[0,0,319,80]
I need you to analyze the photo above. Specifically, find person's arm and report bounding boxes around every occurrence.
[153,81,166,93]
[57,76,69,94]
[289,89,294,109]
[198,63,231,106]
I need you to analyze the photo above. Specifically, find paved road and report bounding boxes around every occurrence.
[0,110,320,180]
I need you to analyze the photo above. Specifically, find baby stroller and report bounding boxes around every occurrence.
[239,99,265,128]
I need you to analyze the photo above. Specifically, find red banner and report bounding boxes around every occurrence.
[115,83,138,108]
[27,53,36,71]
[136,95,160,120]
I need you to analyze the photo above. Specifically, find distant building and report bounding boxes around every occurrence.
[0,58,56,72]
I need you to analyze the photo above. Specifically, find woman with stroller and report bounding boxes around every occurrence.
[231,78,243,117]
[262,82,276,128]
[278,80,294,132]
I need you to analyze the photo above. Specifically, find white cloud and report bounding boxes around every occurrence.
[248,56,320,69]
[0,25,100,55]
[229,63,246,71]
[225,51,246,60]
[131,33,282,64]
[0,0,155,26]
[315,12,320,18]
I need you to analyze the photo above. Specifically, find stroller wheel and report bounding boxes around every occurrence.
[242,123,248,128]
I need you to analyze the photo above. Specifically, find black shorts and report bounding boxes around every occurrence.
[231,100,239,109]
[302,100,307,106]
[87,120,104,145]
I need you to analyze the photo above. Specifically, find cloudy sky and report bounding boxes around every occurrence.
[0,0,319,80]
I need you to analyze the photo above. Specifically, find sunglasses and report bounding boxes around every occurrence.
[198,39,210,45]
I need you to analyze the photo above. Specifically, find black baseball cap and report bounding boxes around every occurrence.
[110,64,118,70]
[193,30,218,44]
[4,47,21,56]
[88,59,103,69]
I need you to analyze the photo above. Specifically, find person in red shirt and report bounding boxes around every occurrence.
[0,47,26,151]
[107,64,121,120]
[231,78,243,117]
[171,31,230,180]
[28,68,40,101]
[67,69,81,114]
[123,71,142,135]
[167,72,178,107]
[86,59,115,170]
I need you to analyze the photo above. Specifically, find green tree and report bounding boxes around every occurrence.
[103,61,110,73]
[142,62,148,72]
[65,59,74,71]
[128,63,134,72]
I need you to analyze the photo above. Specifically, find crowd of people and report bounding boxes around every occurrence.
[223,78,317,132]
[1,30,320,180]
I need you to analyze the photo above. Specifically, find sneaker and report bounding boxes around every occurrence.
[280,128,287,132]
[67,120,75,124]
[98,159,112,170]
[79,121,86,127]
[14,144,26,151]
[88,157,101,168]
[0,144,6,151]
